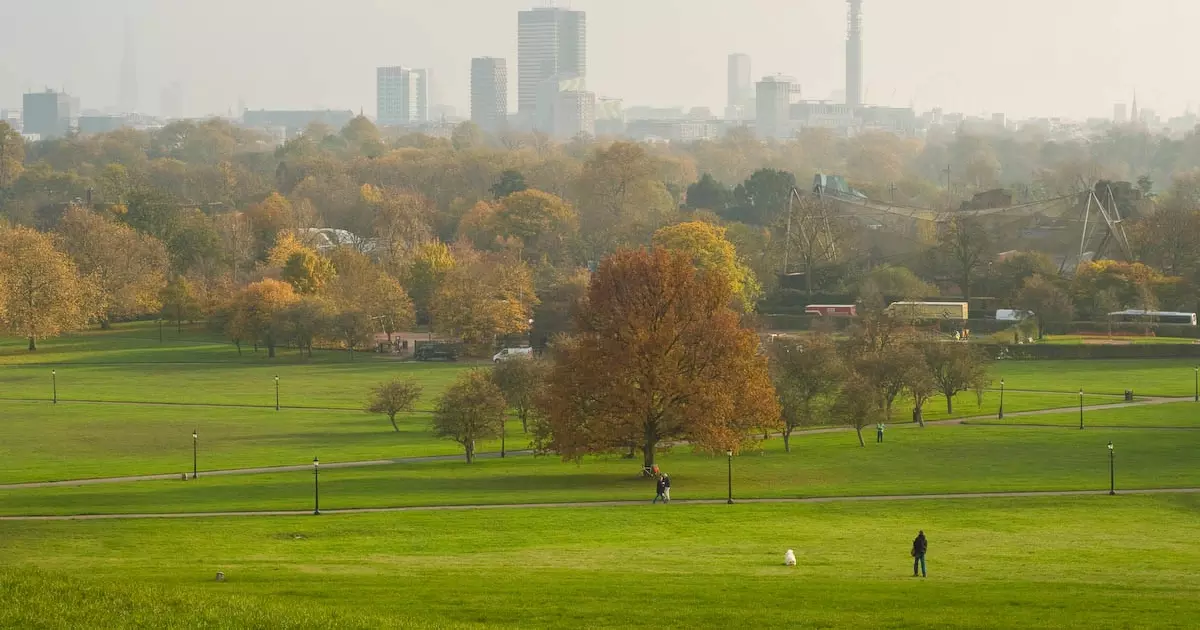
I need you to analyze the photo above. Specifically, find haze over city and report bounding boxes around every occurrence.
[3,0,1198,120]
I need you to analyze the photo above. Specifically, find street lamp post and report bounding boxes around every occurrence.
[998,379,1005,420]
[726,450,734,505]
[1194,367,1198,403]
[192,429,198,479]
[313,457,320,515]
[1079,388,1084,430]
[1108,442,1115,495]
[52,369,57,404]
[275,375,280,411]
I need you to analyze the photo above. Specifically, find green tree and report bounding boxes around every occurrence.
[366,378,424,432]
[491,356,549,433]
[685,173,732,212]
[282,250,336,295]
[771,334,842,452]
[730,168,796,225]
[404,241,455,326]
[228,279,299,358]
[936,215,991,300]
[1015,275,1074,339]
[332,309,375,357]
[490,170,528,199]
[433,370,507,463]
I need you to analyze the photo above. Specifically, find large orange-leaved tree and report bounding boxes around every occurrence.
[540,248,780,469]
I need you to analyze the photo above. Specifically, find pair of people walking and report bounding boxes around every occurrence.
[653,473,671,504]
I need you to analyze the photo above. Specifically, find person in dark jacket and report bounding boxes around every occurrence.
[911,531,928,577]
[653,475,667,504]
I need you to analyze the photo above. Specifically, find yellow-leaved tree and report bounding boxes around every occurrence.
[0,226,92,350]
[652,221,762,312]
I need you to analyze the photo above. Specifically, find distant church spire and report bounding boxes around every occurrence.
[1131,91,1139,125]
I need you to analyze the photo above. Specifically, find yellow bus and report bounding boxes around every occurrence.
[885,301,969,321]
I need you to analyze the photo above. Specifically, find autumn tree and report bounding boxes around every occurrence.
[0,226,91,350]
[0,121,23,189]
[574,142,676,256]
[490,170,528,199]
[1015,275,1074,339]
[431,247,537,346]
[361,185,434,273]
[652,221,761,311]
[433,370,507,463]
[275,296,333,357]
[55,207,169,328]
[540,248,780,469]
[367,378,424,432]
[160,276,202,331]
[326,248,414,343]
[488,189,578,264]
[922,341,991,414]
[332,309,375,356]
[770,334,842,452]
[491,356,550,433]
[404,241,455,326]
[228,279,299,358]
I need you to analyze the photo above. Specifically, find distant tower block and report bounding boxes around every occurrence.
[846,0,863,109]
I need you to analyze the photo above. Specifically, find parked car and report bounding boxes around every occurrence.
[414,342,460,362]
[492,347,533,363]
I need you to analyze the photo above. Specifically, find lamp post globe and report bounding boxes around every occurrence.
[313,456,320,515]
[1108,442,1115,496]
[726,450,734,505]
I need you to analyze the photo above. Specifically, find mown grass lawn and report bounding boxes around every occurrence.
[977,400,1200,428]
[994,358,1200,397]
[3,421,1195,516]
[2,496,1198,628]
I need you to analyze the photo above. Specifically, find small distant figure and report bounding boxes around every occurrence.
[876,422,886,443]
[651,464,660,477]
[911,530,928,577]
[653,475,667,504]
[662,474,671,503]
[784,549,797,566]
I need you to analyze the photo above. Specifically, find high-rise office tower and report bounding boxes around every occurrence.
[471,57,508,133]
[377,67,430,126]
[846,0,863,109]
[23,90,77,139]
[756,76,794,140]
[728,54,752,108]
[518,7,586,116]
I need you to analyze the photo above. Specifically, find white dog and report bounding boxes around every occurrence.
[784,549,797,566]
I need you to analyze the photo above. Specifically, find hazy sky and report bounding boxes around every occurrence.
[2,0,1195,120]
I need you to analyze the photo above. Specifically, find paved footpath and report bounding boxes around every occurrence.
[1,396,1191,491]
[1,487,1196,522]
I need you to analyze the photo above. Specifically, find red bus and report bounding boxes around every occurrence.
[805,304,857,317]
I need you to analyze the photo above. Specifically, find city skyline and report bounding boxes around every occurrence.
[2,0,1199,120]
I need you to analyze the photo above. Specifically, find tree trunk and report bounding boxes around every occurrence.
[500,420,506,458]
[99,319,112,330]
[642,427,657,469]
[520,411,528,433]
[783,427,792,453]
[267,341,276,359]
[465,440,474,463]
[945,394,954,414]
[234,341,242,356]
[855,427,865,447]
[389,414,399,432]
[28,337,36,351]
[915,404,925,427]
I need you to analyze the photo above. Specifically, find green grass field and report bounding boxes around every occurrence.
[3,421,1195,516]
[4,323,1200,627]
[3,496,1199,628]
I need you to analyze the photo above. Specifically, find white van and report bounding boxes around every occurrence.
[492,347,534,363]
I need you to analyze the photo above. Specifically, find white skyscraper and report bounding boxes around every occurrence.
[518,7,586,118]
[377,67,430,126]
[471,57,508,133]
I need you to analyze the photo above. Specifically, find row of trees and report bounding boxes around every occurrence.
[376,247,990,466]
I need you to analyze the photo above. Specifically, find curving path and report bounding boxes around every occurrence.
[0,487,1197,522]
[0,396,1191,491]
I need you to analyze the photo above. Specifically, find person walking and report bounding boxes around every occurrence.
[653,475,667,504]
[662,474,671,503]
[911,530,928,577]
[877,422,886,443]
